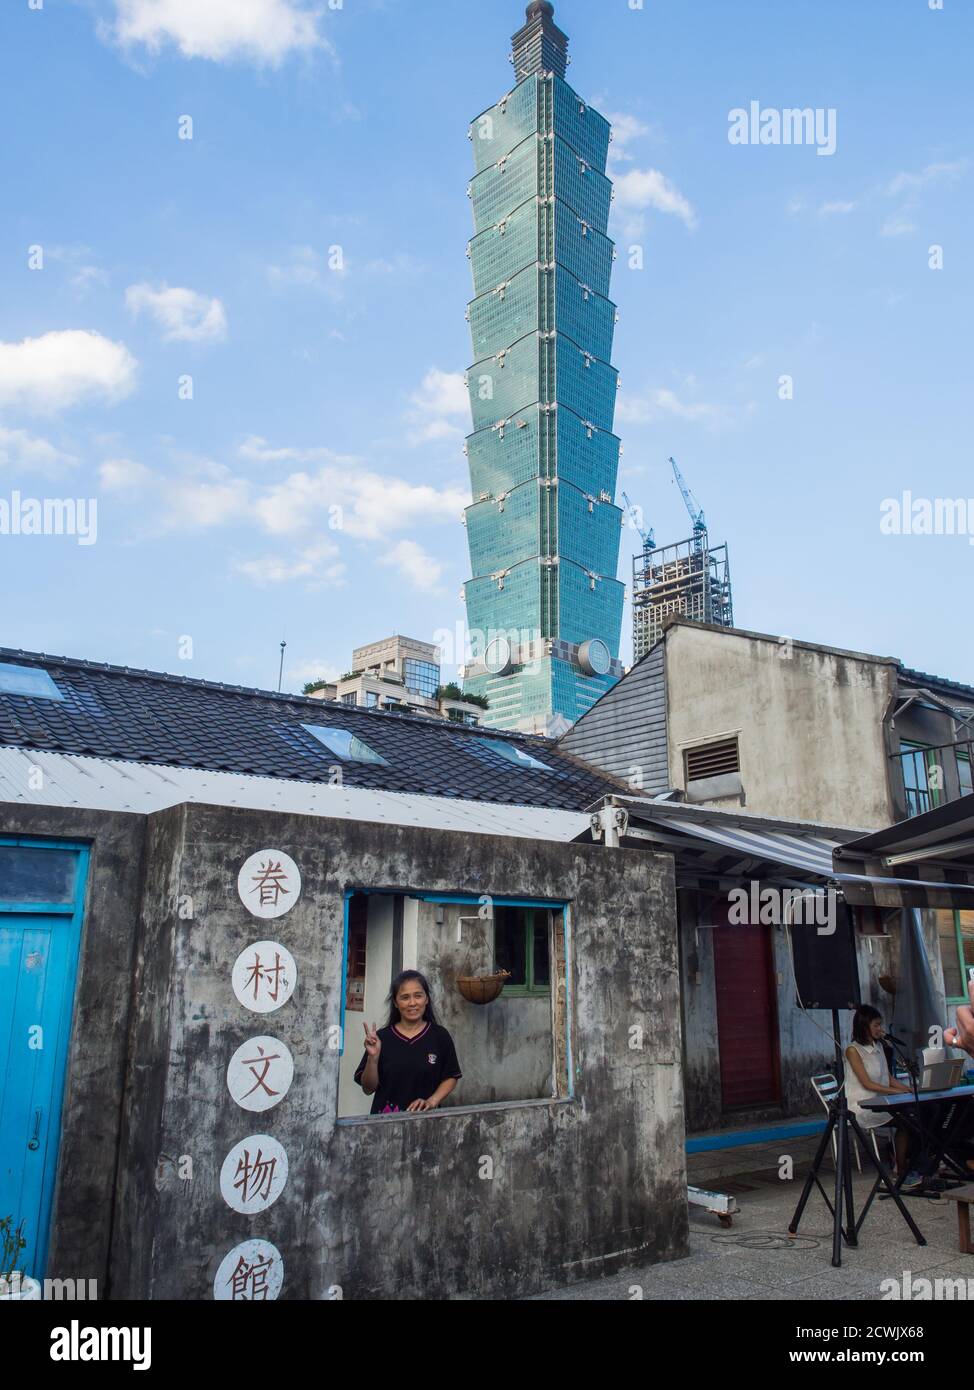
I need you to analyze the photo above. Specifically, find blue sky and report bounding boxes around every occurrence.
[0,0,971,694]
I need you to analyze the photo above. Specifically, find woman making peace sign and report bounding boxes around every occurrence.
[354,970,462,1116]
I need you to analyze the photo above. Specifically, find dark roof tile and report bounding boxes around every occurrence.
[0,647,627,813]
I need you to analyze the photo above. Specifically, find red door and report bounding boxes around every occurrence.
[712,902,781,1110]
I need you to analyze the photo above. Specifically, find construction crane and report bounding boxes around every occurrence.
[621,490,655,551]
[669,457,707,551]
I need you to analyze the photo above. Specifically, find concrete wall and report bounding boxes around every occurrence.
[108,805,686,1300]
[417,901,554,1105]
[0,803,146,1295]
[679,891,951,1133]
[664,623,899,829]
[678,891,833,1132]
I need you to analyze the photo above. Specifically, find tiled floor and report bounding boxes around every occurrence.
[530,1123,974,1301]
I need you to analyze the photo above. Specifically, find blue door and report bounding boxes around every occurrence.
[0,840,88,1281]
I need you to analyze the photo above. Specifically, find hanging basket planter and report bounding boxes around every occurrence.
[456,970,511,1005]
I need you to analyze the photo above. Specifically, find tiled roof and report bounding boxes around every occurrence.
[898,665,974,703]
[0,648,627,812]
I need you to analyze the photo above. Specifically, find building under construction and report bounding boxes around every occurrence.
[630,459,735,662]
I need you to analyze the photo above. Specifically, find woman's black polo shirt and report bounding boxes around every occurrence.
[354,1021,462,1116]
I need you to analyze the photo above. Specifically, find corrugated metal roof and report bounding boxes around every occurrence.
[0,747,588,842]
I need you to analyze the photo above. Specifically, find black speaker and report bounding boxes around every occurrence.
[790,902,861,1009]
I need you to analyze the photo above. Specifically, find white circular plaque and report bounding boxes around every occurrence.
[220,1134,289,1214]
[237,850,301,919]
[227,1037,295,1113]
[214,1239,284,1301]
[232,941,297,1014]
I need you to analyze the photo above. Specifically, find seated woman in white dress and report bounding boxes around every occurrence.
[843,1005,918,1186]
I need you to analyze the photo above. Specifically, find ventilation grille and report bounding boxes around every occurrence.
[685,739,740,783]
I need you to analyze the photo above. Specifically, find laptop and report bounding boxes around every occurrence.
[919,1057,965,1092]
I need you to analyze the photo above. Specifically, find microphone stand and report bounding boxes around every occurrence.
[879,1032,927,1197]
[788,1010,926,1267]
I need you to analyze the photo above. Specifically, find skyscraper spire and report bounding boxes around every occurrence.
[511,0,569,82]
[462,4,624,732]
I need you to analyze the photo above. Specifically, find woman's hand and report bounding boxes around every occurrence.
[406,1097,438,1113]
[363,1021,381,1059]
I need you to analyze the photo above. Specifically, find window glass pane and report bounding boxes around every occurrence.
[0,664,64,701]
[494,905,527,985]
[403,659,439,698]
[960,912,974,979]
[937,910,964,998]
[958,754,973,798]
[471,737,552,772]
[301,725,388,765]
[533,913,551,987]
[0,846,76,904]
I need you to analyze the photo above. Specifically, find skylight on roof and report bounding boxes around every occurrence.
[0,663,64,701]
[301,725,388,765]
[472,737,552,772]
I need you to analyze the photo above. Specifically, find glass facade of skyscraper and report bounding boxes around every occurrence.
[462,2,625,734]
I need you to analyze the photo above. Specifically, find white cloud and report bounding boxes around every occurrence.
[407,367,469,445]
[0,427,78,474]
[108,0,326,65]
[616,386,726,428]
[886,159,970,198]
[605,112,651,163]
[881,212,917,238]
[612,168,697,230]
[267,246,346,298]
[820,200,856,216]
[0,330,137,411]
[287,657,343,689]
[162,464,251,529]
[235,540,347,589]
[254,466,468,541]
[98,457,153,491]
[44,246,110,296]
[126,283,227,343]
[379,539,444,593]
[109,439,468,548]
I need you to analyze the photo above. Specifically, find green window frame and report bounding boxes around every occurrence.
[900,742,943,816]
[938,910,974,1003]
[494,905,552,997]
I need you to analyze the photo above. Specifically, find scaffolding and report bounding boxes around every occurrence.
[632,532,734,661]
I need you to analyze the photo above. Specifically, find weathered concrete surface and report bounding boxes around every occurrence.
[109,805,687,1300]
[664,622,899,829]
[417,900,553,1104]
[0,803,146,1294]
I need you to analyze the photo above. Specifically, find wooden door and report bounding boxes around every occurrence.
[712,902,781,1110]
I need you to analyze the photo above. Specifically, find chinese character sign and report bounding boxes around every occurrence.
[237,849,301,920]
[220,1135,289,1214]
[232,941,297,1015]
[213,1240,284,1301]
[227,1036,295,1113]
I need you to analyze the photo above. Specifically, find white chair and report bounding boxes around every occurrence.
[811,1073,859,1171]
[811,1072,894,1172]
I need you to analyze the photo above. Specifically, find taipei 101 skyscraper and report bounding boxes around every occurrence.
[461,1,625,734]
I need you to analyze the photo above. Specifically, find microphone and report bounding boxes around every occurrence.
[883,1031,909,1046]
